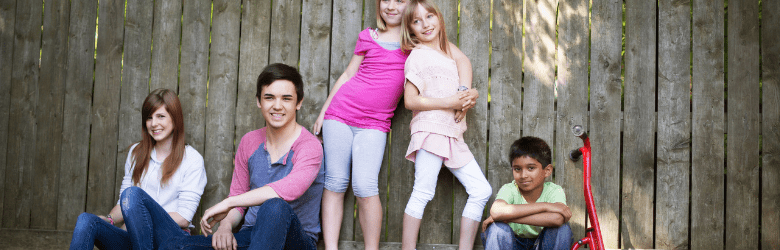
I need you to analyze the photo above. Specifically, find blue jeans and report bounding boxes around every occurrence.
[161,198,316,250]
[482,222,572,250]
[121,186,190,249]
[70,213,132,250]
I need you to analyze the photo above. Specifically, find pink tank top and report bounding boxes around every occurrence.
[324,28,409,132]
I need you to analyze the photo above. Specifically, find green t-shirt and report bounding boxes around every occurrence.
[494,181,567,238]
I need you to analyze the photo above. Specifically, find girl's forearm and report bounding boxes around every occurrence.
[108,205,123,225]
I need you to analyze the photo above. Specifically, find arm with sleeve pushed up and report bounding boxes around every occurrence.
[489,199,571,227]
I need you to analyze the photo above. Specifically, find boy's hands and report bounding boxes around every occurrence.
[211,223,237,250]
[201,200,233,236]
[481,216,495,232]
[548,202,572,222]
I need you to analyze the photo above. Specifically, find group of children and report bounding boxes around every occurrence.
[69,0,572,250]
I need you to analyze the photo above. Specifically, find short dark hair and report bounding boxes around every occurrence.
[256,63,304,103]
[509,136,552,167]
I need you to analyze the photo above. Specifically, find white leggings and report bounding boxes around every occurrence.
[404,149,493,222]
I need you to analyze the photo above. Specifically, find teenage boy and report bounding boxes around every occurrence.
[163,63,324,250]
[481,136,573,250]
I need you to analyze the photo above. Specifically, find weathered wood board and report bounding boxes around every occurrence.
[149,0,182,92]
[762,0,780,249]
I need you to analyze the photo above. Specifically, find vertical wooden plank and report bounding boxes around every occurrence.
[690,0,725,248]
[386,108,415,242]
[0,0,17,227]
[726,0,760,249]
[110,0,153,209]
[235,0,271,149]
[202,0,240,211]
[655,0,691,248]
[522,0,557,145]
[269,0,302,66]
[329,0,362,241]
[61,0,110,231]
[149,0,182,92]
[180,0,211,234]
[589,0,622,248]
[362,0,376,29]
[555,0,589,243]
[298,0,331,130]
[762,1,780,249]
[489,0,523,207]
[456,0,490,246]
[2,0,42,228]
[30,0,69,230]
[621,0,656,248]
[180,0,211,155]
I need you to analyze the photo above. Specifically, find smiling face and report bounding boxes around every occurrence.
[409,3,440,46]
[512,156,552,198]
[145,106,175,145]
[379,0,407,27]
[257,79,302,130]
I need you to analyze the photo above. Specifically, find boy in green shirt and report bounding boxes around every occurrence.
[481,136,573,250]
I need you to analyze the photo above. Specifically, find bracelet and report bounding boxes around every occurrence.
[458,86,468,92]
[106,214,114,225]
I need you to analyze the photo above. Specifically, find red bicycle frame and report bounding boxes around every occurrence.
[569,125,605,250]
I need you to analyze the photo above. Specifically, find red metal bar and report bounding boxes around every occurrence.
[581,137,605,250]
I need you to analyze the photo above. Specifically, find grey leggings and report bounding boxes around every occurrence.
[322,119,387,198]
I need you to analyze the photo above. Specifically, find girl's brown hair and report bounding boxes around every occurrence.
[131,88,186,186]
[401,0,449,55]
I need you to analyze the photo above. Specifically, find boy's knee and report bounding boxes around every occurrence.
[259,198,293,217]
[486,222,513,235]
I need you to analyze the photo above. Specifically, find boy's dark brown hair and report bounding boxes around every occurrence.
[509,136,552,167]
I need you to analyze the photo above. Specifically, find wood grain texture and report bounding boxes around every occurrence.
[202,0,240,212]
[235,0,271,148]
[362,0,376,29]
[588,0,622,248]
[149,0,182,92]
[3,0,42,228]
[110,0,152,208]
[0,229,73,250]
[762,1,780,249]
[386,108,415,242]
[65,0,111,231]
[555,0,589,243]
[0,0,17,227]
[522,0,557,145]
[328,0,362,240]
[31,0,69,230]
[179,0,211,232]
[690,1,725,248]
[457,0,490,245]
[726,1,760,249]
[269,0,302,66]
[298,0,332,130]
[621,0,656,248]
[179,0,211,155]
[655,0,690,249]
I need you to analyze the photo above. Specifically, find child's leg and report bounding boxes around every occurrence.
[450,159,493,250]
[403,149,444,250]
[533,223,573,250]
[350,127,387,250]
[482,222,524,250]
[321,120,355,250]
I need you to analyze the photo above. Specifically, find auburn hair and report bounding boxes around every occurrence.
[401,0,449,55]
[131,88,186,186]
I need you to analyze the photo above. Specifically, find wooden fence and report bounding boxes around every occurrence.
[0,0,777,249]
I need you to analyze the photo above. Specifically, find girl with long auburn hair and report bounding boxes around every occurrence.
[70,88,207,250]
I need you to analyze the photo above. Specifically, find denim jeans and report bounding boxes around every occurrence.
[70,212,132,250]
[121,186,190,249]
[482,222,572,250]
[161,198,316,250]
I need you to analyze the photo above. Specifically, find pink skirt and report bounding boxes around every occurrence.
[405,131,474,169]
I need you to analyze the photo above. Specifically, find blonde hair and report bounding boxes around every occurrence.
[376,0,387,31]
[400,0,449,54]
